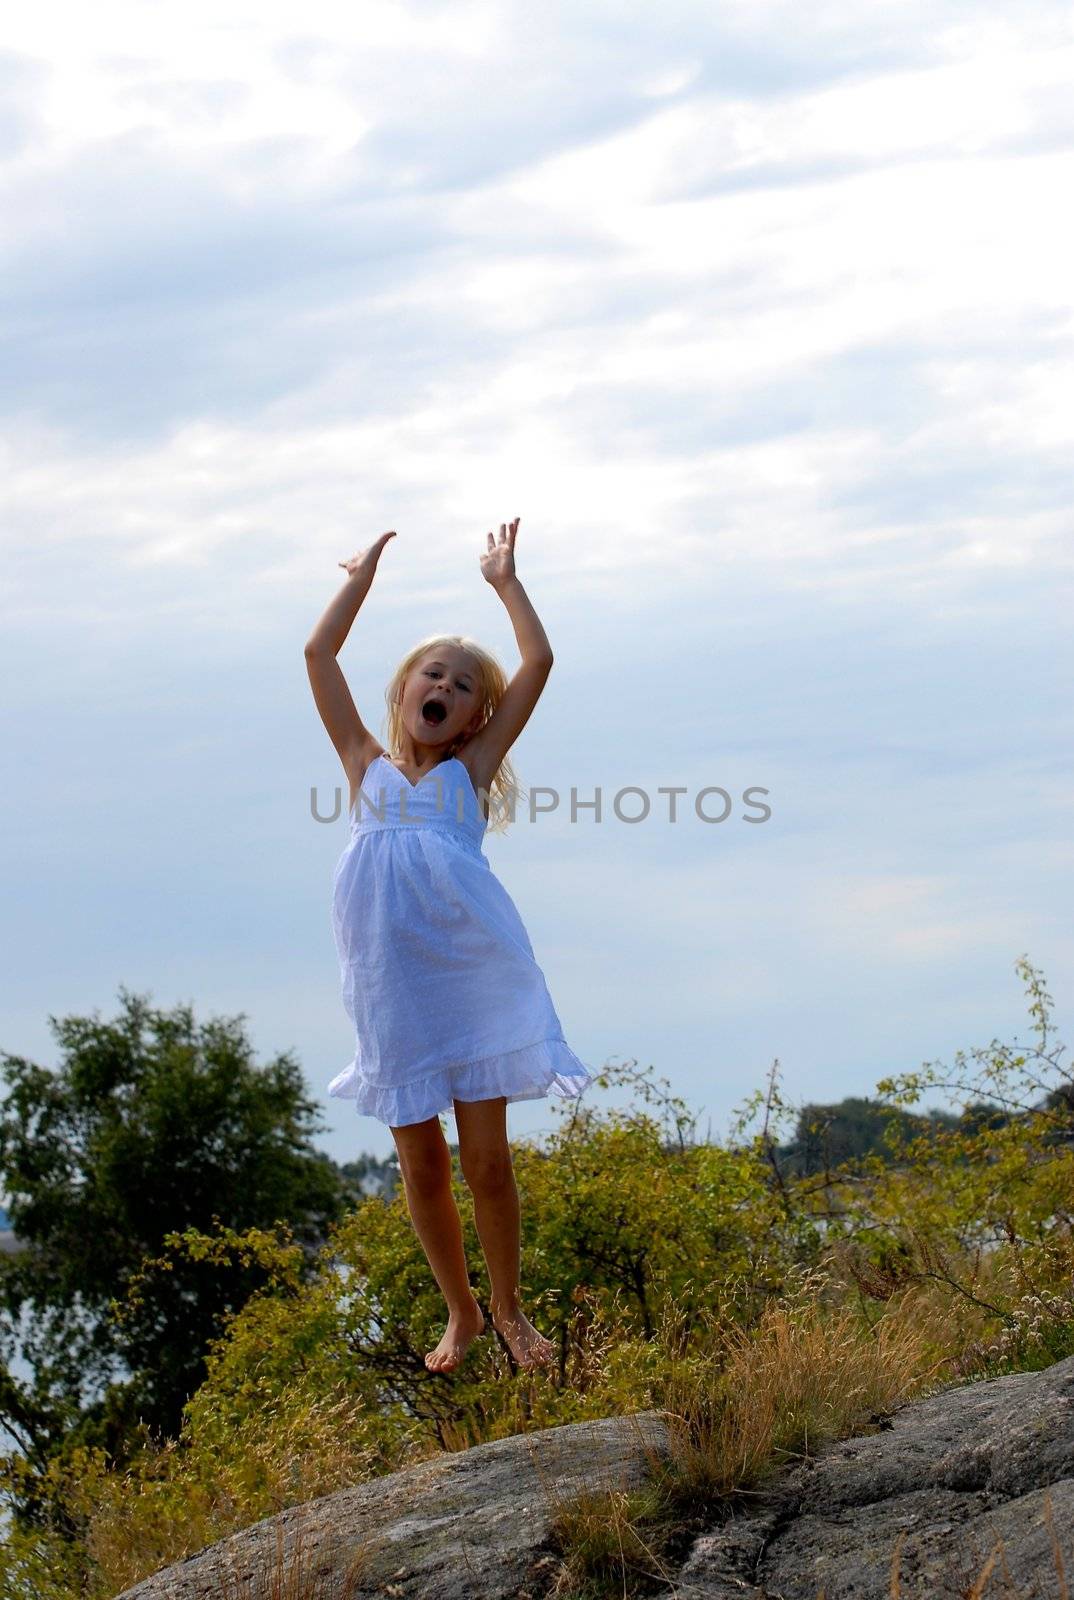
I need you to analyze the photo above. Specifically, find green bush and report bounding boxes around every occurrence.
[4,957,1074,1599]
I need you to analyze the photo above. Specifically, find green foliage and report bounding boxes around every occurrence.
[0,988,347,1495]
[4,957,1074,1600]
[543,1271,942,1600]
[772,1094,984,1176]
[336,1153,400,1204]
[516,1070,819,1339]
[0,1505,90,1600]
[829,958,1074,1256]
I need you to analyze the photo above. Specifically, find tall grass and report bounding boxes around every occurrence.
[657,1264,939,1498]
[79,1387,389,1599]
[540,1263,946,1597]
[69,1219,1074,1600]
[219,1520,368,1600]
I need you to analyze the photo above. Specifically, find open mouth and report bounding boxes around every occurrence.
[421,699,447,725]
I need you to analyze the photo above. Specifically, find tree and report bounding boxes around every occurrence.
[337,1153,401,1203]
[773,1095,966,1176]
[0,987,346,1479]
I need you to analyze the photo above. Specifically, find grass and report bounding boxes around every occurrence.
[539,1257,1072,1598]
[211,1484,1071,1600]
[78,1388,387,1599]
[210,1247,1074,1600]
[54,1228,1074,1598]
[844,1490,1070,1600]
[218,1517,369,1600]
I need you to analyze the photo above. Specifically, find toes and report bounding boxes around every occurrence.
[425,1344,462,1372]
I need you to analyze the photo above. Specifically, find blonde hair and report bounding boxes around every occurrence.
[382,633,524,835]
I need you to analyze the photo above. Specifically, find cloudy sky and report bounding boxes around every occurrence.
[2,0,1071,1164]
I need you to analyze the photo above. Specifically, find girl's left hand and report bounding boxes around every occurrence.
[480,518,519,588]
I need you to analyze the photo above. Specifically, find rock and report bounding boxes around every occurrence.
[672,1352,1074,1598]
[114,1355,1074,1600]
[113,1410,671,1599]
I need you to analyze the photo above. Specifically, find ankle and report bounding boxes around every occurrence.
[490,1292,521,1319]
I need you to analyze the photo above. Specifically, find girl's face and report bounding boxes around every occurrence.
[401,650,481,750]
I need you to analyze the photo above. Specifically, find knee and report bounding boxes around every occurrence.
[461,1149,515,1195]
[398,1149,452,1200]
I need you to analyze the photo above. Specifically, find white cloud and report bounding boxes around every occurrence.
[2,0,1071,1156]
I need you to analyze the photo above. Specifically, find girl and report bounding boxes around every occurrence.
[304,517,594,1374]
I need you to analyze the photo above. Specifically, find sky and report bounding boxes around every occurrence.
[1,0,1072,1165]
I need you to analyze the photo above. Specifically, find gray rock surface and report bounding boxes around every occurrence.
[672,1352,1074,1598]
[114,1355,1074,1599]
[114,1409,671,1599]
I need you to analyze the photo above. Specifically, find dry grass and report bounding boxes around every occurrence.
[217,1517,369,1600]
[827,1485,1070,1600]
[74,1239,1074,1600]
[531,1414,683,1600]
[542,1255,1074,1597]
[541,1265,949,1598]
[656,1265,943,1501]
[81,1387,385,1598]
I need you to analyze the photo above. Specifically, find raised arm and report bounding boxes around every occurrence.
[303,531,395,778]
[467,519,554,777]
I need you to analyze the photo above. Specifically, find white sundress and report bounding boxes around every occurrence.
[327,751,595,1127]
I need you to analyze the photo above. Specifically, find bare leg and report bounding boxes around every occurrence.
[453,1097,554,1369]
[390,1115,485,1372]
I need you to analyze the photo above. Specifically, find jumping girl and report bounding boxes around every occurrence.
[304,518,593,1373]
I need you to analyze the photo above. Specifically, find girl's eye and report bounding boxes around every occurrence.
[426,668,471,689]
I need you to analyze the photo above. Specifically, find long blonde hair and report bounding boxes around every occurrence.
[382,634,524,835]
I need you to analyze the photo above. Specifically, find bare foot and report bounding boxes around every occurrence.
[490,1300,555,1369]
[424,1298,485,1373]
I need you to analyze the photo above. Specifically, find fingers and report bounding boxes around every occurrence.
[339,530,395,572]
[487,517,520,546]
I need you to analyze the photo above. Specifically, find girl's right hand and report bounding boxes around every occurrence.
[339,530,396,577]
